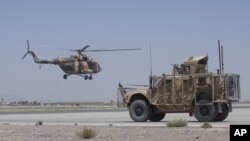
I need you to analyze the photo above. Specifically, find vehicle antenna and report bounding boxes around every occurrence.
[206,53,208,73]
[221,45,224,74]
[218,40,222,74]
[149,42,153,89]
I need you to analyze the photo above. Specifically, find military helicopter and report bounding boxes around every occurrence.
[22,40,141,80]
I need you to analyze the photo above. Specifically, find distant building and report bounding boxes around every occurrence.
[0,98,4,105]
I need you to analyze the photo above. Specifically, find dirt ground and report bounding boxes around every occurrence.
[0,124,229,141]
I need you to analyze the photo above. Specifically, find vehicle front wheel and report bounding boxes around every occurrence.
[149,113,166,122]
[129,99,151,122]
[214,103,229,122]
[193,99,218,122]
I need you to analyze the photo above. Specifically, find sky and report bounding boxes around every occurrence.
[0,0,250,102]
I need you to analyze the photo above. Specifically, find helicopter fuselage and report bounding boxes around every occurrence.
[28,51,101,76]
[22,40,140,79]
[59,60,102,75]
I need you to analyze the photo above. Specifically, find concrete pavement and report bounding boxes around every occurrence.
[0,107,249,127]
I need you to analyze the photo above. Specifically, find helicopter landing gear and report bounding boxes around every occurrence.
[63,74,92,80]
[84,75,88,80]
[63,74,68,79]
[89,75,93,80]
[83,75,92,80]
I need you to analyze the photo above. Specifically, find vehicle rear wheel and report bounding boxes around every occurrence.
[193,99,218,122]
[214,103,229,122]
[129,99,151,122]
[149,113,165,122]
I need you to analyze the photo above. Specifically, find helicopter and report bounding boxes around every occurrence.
[22,40,141,80]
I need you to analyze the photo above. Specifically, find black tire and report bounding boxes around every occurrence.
[149,113,166,122]
[129,99,151,122]
[63,74,67,79]
[84,75,88,80]
[89,76,93,80]
[193,99,218,122]
[214,103,229,122]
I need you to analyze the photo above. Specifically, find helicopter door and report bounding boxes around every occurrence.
[75,62,89,73]
[81,62,89,73]
[74,62,79,72]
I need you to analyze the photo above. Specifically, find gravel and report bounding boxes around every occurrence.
[0,125,229,141]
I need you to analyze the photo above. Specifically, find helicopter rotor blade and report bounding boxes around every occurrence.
[59,45,90,53]
[84,48,142,52]
[59,46,141,53]
[79,45,90,52]
[59,48,75,52]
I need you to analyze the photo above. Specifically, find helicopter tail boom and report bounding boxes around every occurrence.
[24,51,75,65]
[22,40,76,65]
[29,51,40,63]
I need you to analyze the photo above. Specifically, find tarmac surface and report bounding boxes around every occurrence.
[0,105,249,141]
[0,105,250,127]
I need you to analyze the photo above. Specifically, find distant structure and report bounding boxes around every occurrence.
[0,98,4,105]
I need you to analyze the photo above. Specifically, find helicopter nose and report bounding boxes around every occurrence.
[97,64,102,72]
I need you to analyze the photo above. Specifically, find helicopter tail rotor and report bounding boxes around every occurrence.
[22,40,31,60]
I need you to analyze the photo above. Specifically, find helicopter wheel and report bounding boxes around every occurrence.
[89,75,93,80]
[63,74,68,79]
[84,75,88,80]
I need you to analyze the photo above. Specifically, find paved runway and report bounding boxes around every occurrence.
[0,107,249,127]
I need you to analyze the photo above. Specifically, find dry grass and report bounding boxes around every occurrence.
[201,122,212,128]
[35,121,43,126]
[76,127,96,139]
[167,119,188,127]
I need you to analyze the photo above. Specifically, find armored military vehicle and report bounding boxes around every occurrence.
[118,42,240,122]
